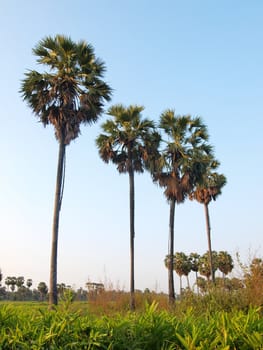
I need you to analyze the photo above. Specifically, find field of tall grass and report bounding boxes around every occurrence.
[1,289,263,350]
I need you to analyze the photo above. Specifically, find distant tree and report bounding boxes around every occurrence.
[0,269,2,286]
[189,253,200,292]
[16,276,25,289]
[198,251,218,280]
[173,252,191,293]
[153,111,212,305]
[9,277,17,292]
[217,251,234,279]
[21,35,112,308]
[5,276,12,291]
[16,285,29,301]
[86,282,104,301]
[190,168,226,282]
[96,104,159,311]
[26,279,33,289]
[57,283,66,298]
[196,276,207,294]
[37,282,48,301]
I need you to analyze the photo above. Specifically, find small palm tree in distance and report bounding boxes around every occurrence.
[190,165,226,283]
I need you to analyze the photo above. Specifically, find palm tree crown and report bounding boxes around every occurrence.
[190,171,227,205]
[97,104,160,173]
[154,110,212,202]
[21,34,112,144]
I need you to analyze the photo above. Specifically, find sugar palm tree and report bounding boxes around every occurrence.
[174,252,191,293]
[217,251,234,279]
[189,252,200,292]
[16,276,25,289]
[37,282,48,301]
[198,251,218,280]
[26,279,33,289]
[153,110,212,305]
[96,104,159,310]
[190,169,226,282]
[21,35,112,307]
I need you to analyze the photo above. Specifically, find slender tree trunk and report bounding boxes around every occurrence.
[168,198,176,305]
[186,275,190,289]
[196,271,199,294]
[49,139,66,308]
[204,203,214,283]
[179,276,182,296]
[128,149,135,311]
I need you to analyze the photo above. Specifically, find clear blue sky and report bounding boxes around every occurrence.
[0,1,262,293]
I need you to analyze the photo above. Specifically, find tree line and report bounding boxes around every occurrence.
[19,34,227,310]
[164,250,233,294]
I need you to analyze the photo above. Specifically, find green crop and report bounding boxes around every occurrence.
[0,302,263,349]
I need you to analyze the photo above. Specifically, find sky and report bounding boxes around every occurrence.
[0,0,262,294]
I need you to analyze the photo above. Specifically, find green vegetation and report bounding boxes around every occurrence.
[0,301,263,349]
[1,256,263,348]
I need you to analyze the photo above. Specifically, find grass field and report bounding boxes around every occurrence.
[1,294,263,349]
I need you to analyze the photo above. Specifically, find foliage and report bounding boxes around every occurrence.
[0,302,263,349]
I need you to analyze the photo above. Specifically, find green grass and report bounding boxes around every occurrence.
[0,301,263,349]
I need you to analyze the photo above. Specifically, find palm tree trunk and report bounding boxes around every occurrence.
[186,275,190,289]
[196,271,199,294]
[204,203,214,283]
[49,139,66,308]
[168,198,176,305]
[128,148,135,311]
[129,167,135,311]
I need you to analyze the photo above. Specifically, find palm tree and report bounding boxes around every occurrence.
[217,251,234,279]
[190,169,226,282]
[198,251,218,281]
[5,276,12,291]
[7,277,17,292]
[37,282,48,301]
[16,276,25,289]
[96,104,159,310]
[153,110,212,305]
[26,279,33,289]
[21,35,112,307]
[174,252,191,293]
[189,252,200,292]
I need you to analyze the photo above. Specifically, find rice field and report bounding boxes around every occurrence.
[1,301,263,349]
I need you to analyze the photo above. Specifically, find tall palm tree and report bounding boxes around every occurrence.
[96,104,159,311]
[153,110,212,305]
[21,35,112,307]
[190,169,226,283]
